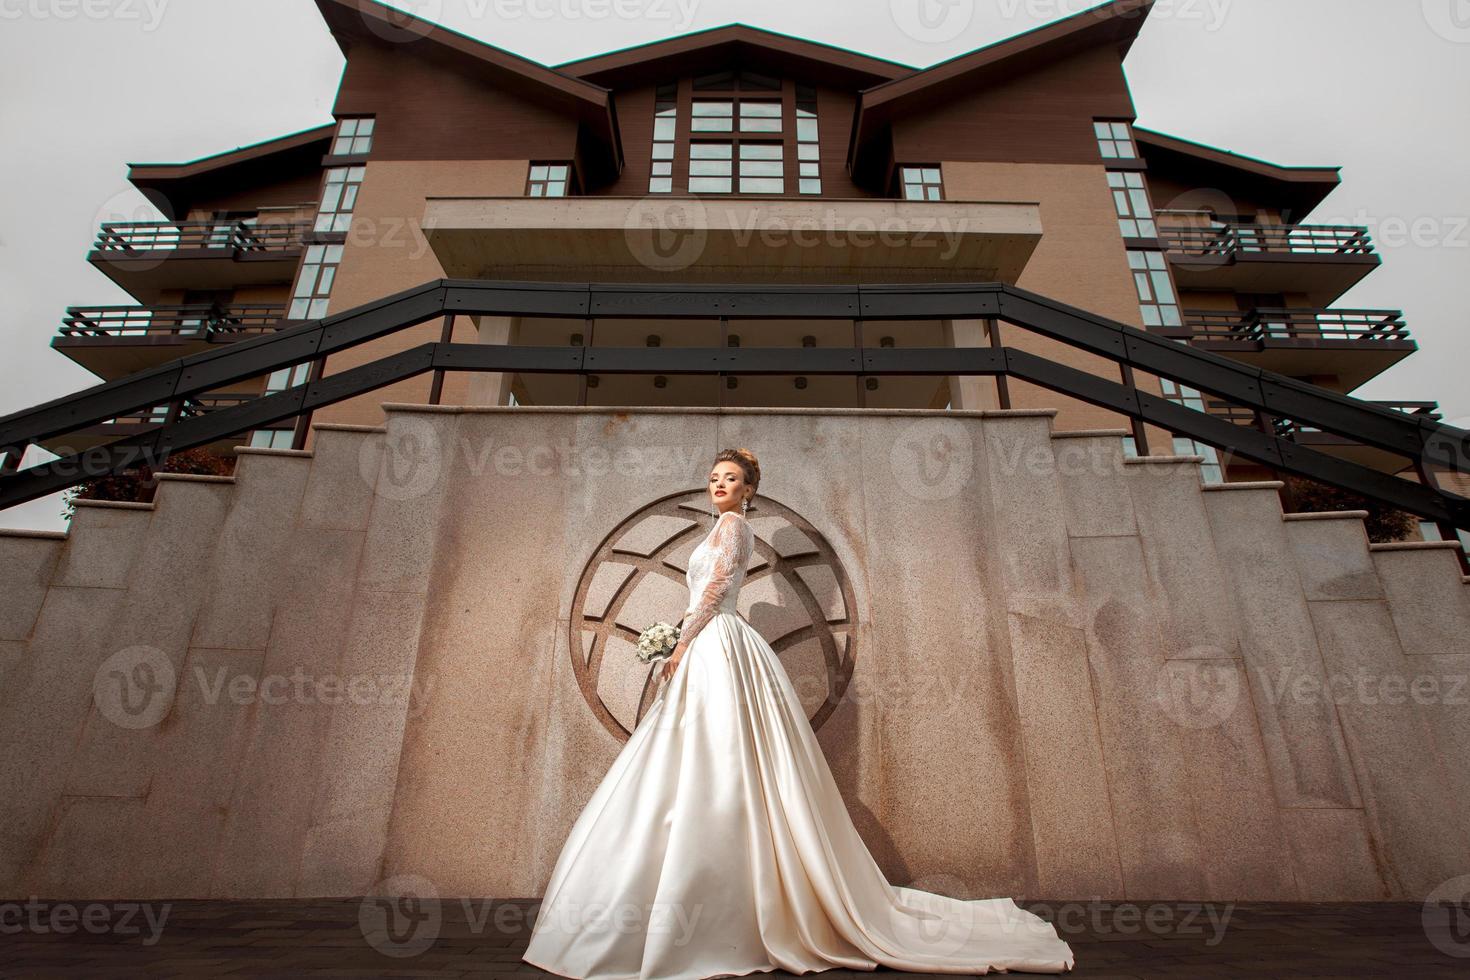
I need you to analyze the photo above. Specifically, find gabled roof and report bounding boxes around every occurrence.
[848,0,1157,173]
[554,23,912,88]
[312,0,622,175]
[127,123,335,219]
[1133,127,1340,217]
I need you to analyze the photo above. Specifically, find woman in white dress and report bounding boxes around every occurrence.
[523,448,1075,979]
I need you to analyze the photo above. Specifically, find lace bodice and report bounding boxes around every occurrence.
[681,510,754,645]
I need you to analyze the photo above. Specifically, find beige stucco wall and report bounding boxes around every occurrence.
[306,159,531,441]
[943,161,1173,448]
[2,406,1467,903]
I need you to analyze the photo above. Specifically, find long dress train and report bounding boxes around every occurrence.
[523,508,1074,979]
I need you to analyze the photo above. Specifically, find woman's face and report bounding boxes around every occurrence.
[708,461,749,514]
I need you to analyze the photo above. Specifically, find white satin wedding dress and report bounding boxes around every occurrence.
[523,509,1074,979]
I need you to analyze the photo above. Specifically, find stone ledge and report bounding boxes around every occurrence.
[1122,455,1205,465]
[312,423,387,434]
[1369,540,1464,552]
[155,473,235,483]
[1202,481,1285,492]
[1050,428,1131,439]
[233,446,313,458]
[378,402,1061,420]
[0,528,68,539]
[73,499,155,511]
[1283,511,1369,522]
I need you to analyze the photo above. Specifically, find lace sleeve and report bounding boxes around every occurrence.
[680,511,751,647]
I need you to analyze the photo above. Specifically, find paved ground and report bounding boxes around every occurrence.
[1,898,1466,978]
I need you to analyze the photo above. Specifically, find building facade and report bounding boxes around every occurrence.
[47,0,1463,536]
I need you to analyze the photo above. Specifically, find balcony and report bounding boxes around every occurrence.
[53,304,287,378]
[1158,219,1379,306]
[1168,308,1415,391]
[421,196,1043,285]
[35,392,267,459]
[1210,400,1442,475]
[87,220,309,304]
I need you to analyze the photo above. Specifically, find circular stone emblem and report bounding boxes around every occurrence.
[570,491,858,741]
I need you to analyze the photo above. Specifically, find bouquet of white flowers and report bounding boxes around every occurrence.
[636,620,681,664]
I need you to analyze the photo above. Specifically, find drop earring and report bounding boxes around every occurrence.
[741,497,749,516]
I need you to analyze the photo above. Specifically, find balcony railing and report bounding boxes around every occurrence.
[1208,400,1442,439]
[1178,309,1411,345]
[58,304,287,341]
[1159,223,1376,260]
[92,220,309,255]
[101,394,261,428]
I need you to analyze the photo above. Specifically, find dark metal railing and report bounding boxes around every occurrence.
[92,220,309,255]
[98,394,262,428]
[58,304,287,341]
[1,279,1465,550]
[1179,308,1411,345]
[1159,222,1376,259]
[1209,400,1442,439]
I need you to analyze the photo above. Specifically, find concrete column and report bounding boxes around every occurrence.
[466,315,519,406]
[941,318,997,411]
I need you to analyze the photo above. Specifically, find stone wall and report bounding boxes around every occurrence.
[1,406,1467,901]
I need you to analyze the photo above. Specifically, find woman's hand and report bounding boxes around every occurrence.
[660,640,689,683]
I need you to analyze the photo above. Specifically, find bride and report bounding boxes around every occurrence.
[523,448,1075,979]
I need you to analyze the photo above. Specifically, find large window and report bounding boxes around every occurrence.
[796,84,820,195]
[1109,171,1156,238]
[289,244,343,320]
[649,82,677,193]
[314,166,364,233]
[528,163,571,197]
[1127,249,1180,328]
[900,165,943,201]
[331,116,374,156]
[649,71,820,195]
[1094,120,1138,160]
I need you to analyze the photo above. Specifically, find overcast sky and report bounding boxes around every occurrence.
[2,0,1467,532]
